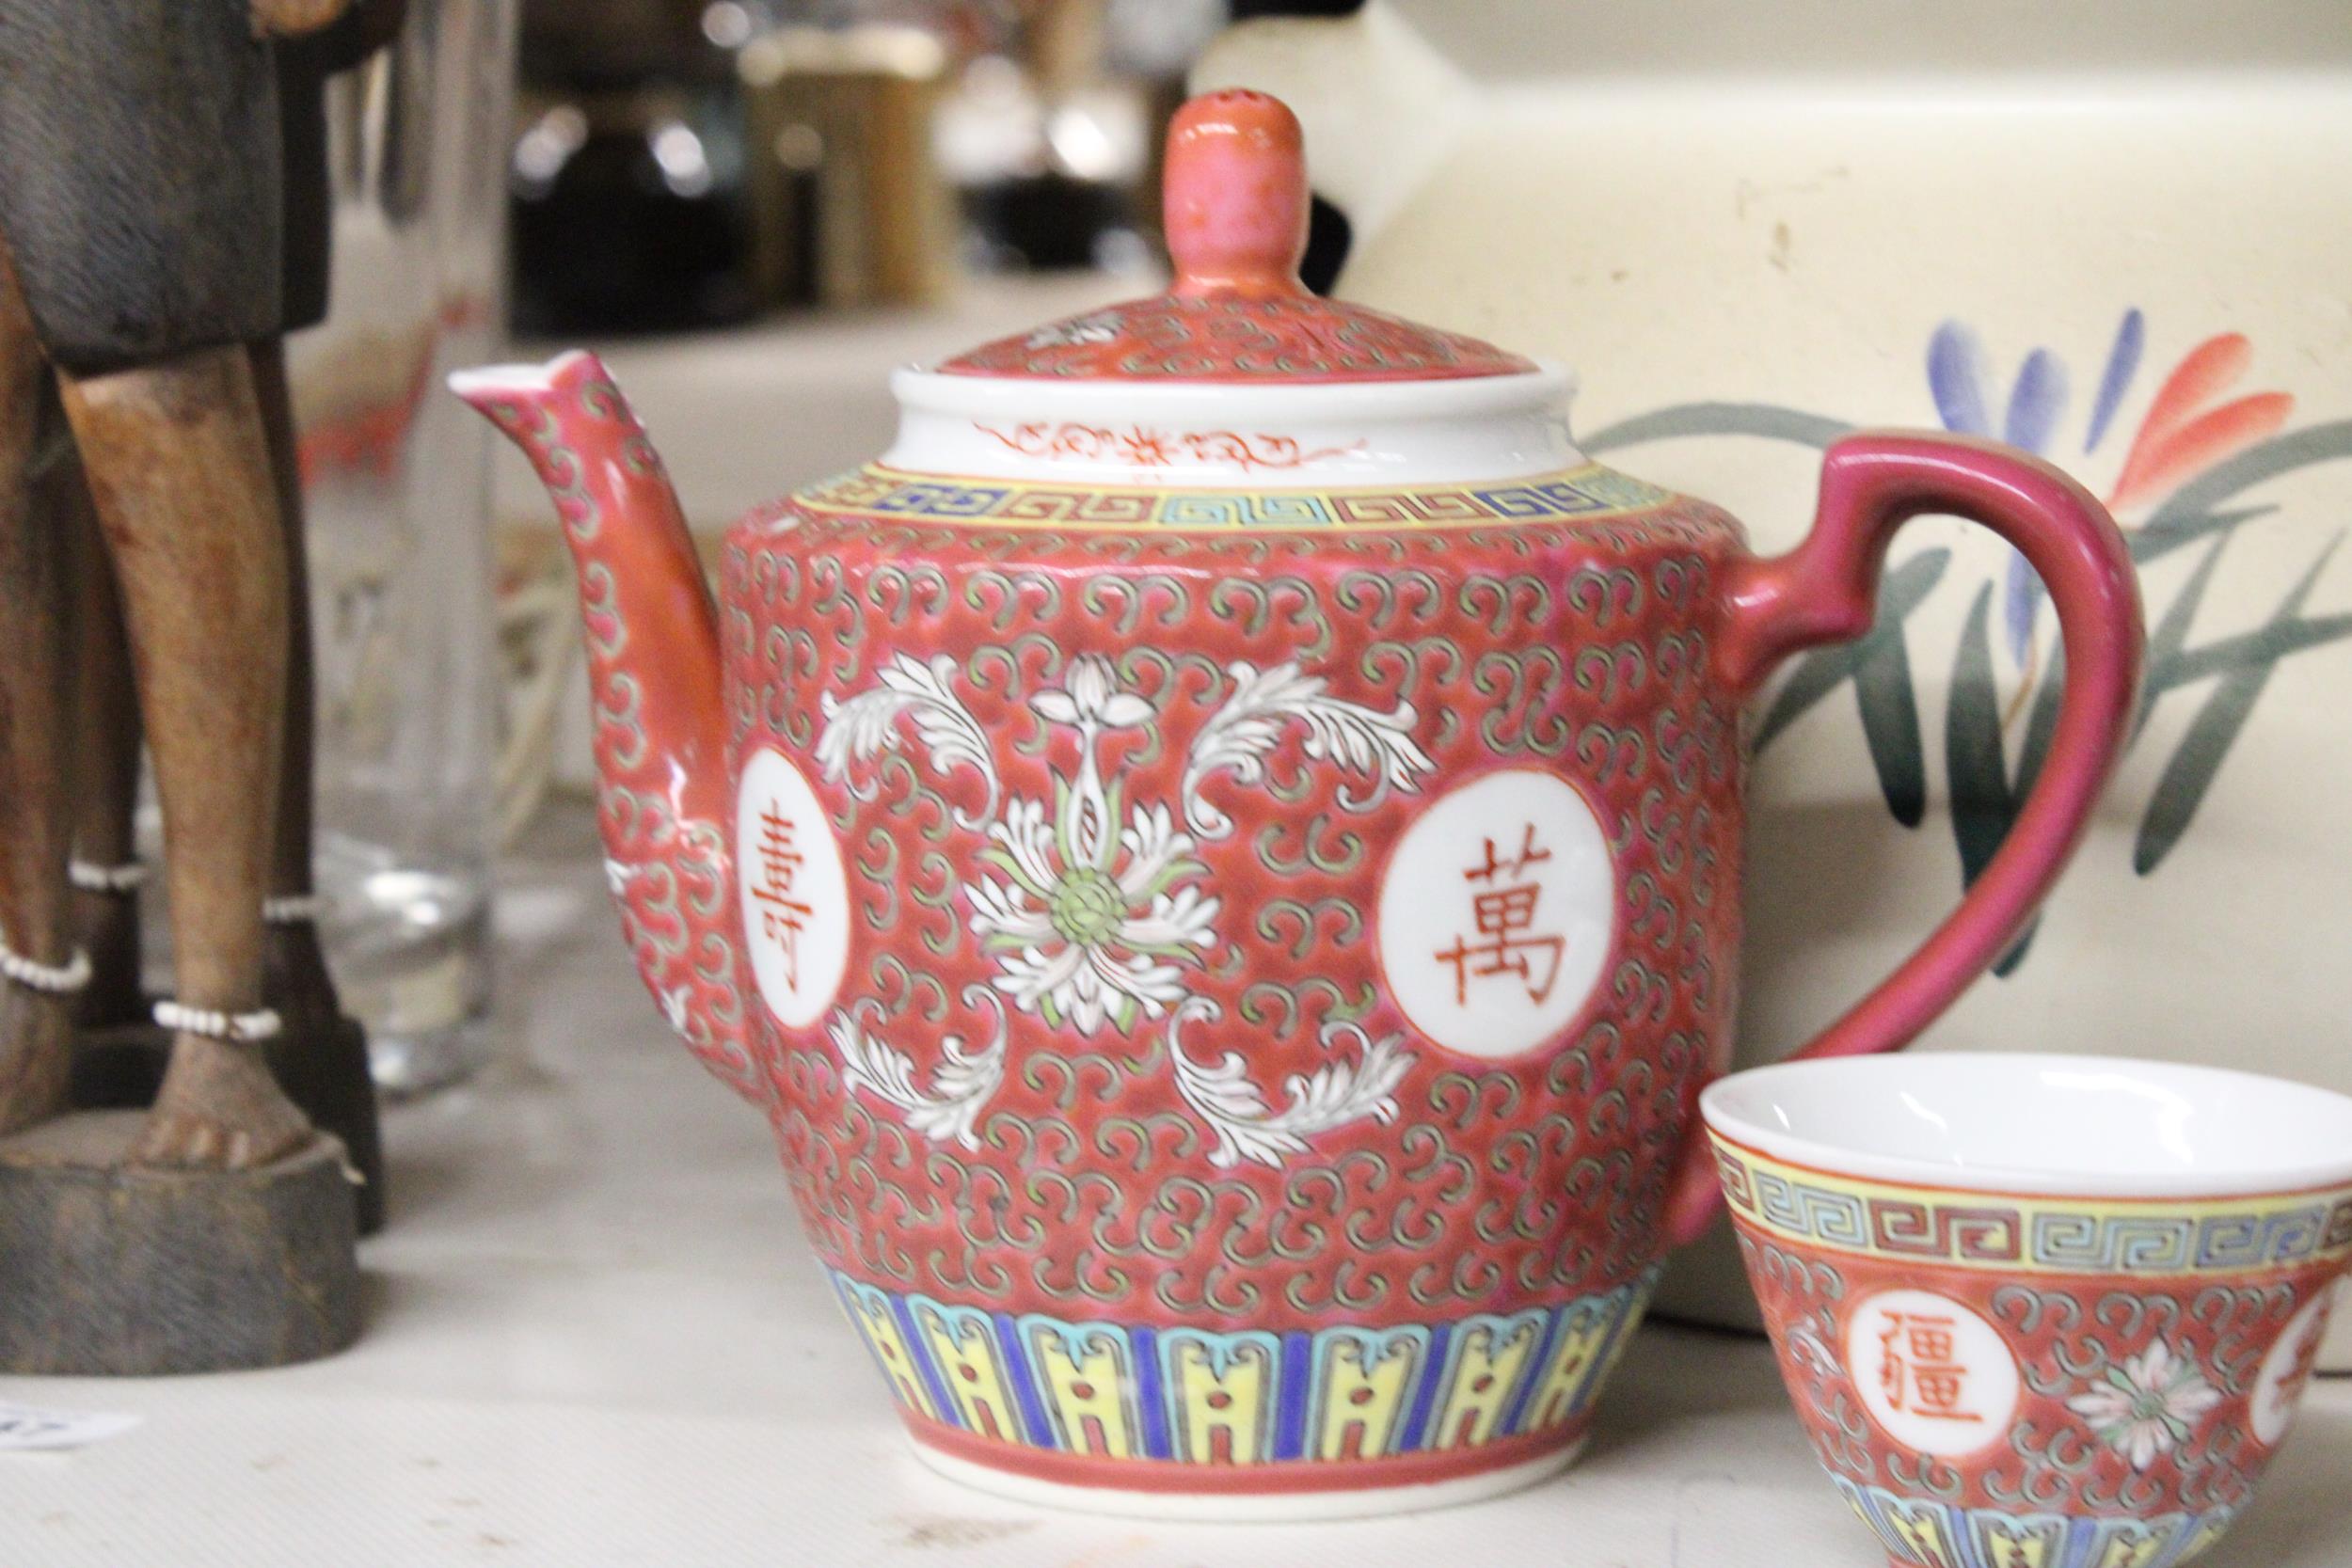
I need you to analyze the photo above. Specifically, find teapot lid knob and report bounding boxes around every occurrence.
[1163,89,1310,300]
[934,86,1534,380]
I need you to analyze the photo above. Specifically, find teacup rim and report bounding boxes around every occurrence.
[1699,1052,2352,1200]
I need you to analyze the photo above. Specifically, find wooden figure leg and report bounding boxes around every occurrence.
[249,340,342,1021]
[58,345,311,1169]
[0,244,81,1135]
[66,468,149,1027]
[251,338,387,1230]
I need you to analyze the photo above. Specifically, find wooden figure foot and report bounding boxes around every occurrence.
[0,988,73,1136]
[71,918,387,1227]
[131,1034,312,1171]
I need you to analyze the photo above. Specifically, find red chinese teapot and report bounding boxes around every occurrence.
[455,90,2141,1518]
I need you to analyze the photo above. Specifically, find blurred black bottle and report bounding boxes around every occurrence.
[509,0,758,334]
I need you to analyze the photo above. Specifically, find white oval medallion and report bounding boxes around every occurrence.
[736,746,851,1028]
[1375,768,1613,1062]
[2250,1285,2336,1448]
[1845,1289,2020,1458]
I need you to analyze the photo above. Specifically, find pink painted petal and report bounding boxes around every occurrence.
[2127,333,2253,464]
[2109,391,2295,512]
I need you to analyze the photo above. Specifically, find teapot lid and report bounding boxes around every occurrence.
[932,90,1535,384]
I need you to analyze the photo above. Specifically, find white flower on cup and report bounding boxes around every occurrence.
[2066,1338,2224,1470]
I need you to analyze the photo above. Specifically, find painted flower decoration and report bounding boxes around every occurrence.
[1928,311,2294,674]
[2065,1338,2224,1470]
[1656,307,2340,900]
[817,647,1433,1161]
[967,656,1217,1034]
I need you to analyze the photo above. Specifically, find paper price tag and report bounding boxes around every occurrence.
[0,1402,141,1451]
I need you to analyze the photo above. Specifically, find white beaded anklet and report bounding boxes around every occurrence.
[69,860,149,894]
[153,1000,283,1043]
[0,939,92,995]
[262,893,332,925]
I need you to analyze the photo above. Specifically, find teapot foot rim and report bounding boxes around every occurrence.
[905,1430,1588,1523]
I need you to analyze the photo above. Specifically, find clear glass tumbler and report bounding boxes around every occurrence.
[287,0,518,1094]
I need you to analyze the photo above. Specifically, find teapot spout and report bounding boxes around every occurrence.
[451,353,765,1106]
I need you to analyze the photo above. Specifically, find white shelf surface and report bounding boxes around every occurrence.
[5,808,2347,1566]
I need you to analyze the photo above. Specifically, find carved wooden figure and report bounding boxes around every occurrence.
[55,8,400,1235]
[0,0,400,1371]
[62,344,389,1232]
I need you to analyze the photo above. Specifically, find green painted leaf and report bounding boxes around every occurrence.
[1941,589,2046,974]
[2137,534,2233,731]
[1946,585,2016,890]
[2009,532,2229,826]
[2153,611,2352,692]
[2136,421,2352,566]
[976,844,1054,899]
[1756,550,1950,826]
[1854,618,1929,828]
[2129,506,2274,567]
[2137,534,2347,873]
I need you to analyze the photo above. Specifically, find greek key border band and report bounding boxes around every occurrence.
[1709,1134,2352,1277]
[791,463,1672,531]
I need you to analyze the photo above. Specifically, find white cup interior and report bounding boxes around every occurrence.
[1701,1053,2352,1197]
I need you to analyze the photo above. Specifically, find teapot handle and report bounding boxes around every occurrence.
[1661,431,2144,1248]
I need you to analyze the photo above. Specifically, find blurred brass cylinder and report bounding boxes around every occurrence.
[739,26,951,310]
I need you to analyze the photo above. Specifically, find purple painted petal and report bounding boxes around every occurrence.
[2003,347,2068,455]
[2086,308,2145,453]
[1928,321,1993,436]
[2004,548,2042,664]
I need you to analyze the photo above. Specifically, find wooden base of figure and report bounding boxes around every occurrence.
[70,1012,384,1234]
[0,1109,360,1374]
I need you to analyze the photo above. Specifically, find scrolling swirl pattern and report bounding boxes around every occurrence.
[718,482,1745,1479]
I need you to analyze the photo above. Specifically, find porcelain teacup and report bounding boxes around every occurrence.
[1703,1053,2352,1568]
